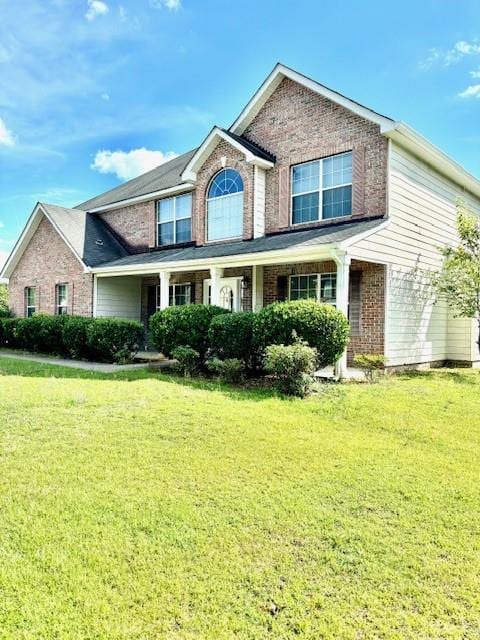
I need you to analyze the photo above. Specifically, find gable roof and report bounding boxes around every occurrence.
[181,126,275,182]
[77,149,197,212]
[230,63,396,135]
[1,202,128,279]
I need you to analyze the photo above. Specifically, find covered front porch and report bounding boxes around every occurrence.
[92,245,386,377]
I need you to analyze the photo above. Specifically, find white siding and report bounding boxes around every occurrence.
[253,166,266,238]
[95,276,141,320]
[350,141,480,367]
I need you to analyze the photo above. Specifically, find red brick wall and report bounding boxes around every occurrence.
[98,200,155,253]
[9,216,93,317]
[193,139,254,245]
[243,77,388,233]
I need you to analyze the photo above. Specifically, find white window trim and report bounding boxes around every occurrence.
[156,193,192,247]
[155,282,192,310]
[25,286,36,317]
[290,151,353,226]
[56,283,68,315]
[206,174,244,243]
[288,272,337,305]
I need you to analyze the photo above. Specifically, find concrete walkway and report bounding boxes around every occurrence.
[0,349,173,373]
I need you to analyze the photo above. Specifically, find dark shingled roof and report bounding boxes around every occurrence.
[94,217,385,269]
[220,129,276,163]
[40,203,128,267]
[77,149,197,212]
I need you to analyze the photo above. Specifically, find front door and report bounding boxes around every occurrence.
[203,277,242,311]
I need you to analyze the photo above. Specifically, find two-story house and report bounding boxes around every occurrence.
[2,63,480,374]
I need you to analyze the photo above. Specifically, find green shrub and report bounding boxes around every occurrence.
[254,299,350,367]
[150,304,228,358]
[206,357,246,383]
[171,346,201,377]
[0,284,10,317]
[0,318,21,348]
[86,318,144,364]
[265,340,317,397]
[208,312,259,367]
[62,316,95,360]
[15,314,69,355]
[353,353,386,383]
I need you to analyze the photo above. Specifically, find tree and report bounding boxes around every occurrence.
[435,201,480,351]
[0,284,10,317]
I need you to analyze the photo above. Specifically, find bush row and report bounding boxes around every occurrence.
[0,314,144,364]
[150,300,350,370]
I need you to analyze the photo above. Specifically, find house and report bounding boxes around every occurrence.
[2,63,480,374]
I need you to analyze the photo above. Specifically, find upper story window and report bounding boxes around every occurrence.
[289,273,337,305]
[157,193,192,246]
[25,287,36,317]
[291,151,352,224]
[56,283,68,315]
[207,168,244,242]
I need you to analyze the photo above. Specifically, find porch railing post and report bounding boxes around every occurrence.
[333,251,351,380]
[210,267,223,306]
[159,271,171,310]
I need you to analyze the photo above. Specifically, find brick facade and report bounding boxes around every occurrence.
[244,77,388,233]
[98,200,156,253]
[9,216,93,317]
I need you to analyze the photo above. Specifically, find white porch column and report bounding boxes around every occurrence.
[159,271,171,310]
[333,251,351,380]
[252,265,264,312]
[210,267,223,306]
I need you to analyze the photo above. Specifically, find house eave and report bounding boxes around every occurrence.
[86,182,195,213]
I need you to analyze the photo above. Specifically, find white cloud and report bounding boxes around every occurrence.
[470,69,480,78]
[101,92,110,101]
[458,84,480,99]
[91,148,178,180]
[150,0,182,10]
[0,249,10,272]
[420,39,480,69]
[0,118,15,147]
[85,0,109,21]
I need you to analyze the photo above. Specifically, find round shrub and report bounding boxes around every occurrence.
[254,299,350,367]
[208,312,258,366]
[150,304,228,358]
[15,314,69,355]
[62,316,95,360]
[86,318,144,363]
[0,317,22,348]
[265,340,317,397]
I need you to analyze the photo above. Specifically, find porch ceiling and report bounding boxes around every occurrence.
[91,216,386,275]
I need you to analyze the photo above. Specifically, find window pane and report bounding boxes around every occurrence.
[175,218,191,243]
[207,192,243,241]
[176,193,192,218]
[208,169,243,198]
[58,285,67,306]
[322,185,352,219]
[290,275,318,300]
[320,274,337,304]
[158,221,174,245]
[322,152,352,188]
[292,161,320,195]
[158,197,174,223]
[292,192,319,224]
[27,288,35,306]
[169,284,191,306]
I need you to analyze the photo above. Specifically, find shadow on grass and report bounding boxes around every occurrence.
[397,368,479,385]
[0,356,282,402]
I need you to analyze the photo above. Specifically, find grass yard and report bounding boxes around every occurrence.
[0,359,479,639]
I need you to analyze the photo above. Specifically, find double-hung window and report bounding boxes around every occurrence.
[56,283,68,315]
[291,151,352,224]
[157,193,192,246]
[25,287,36,317]
[289,274,337,305]
[156,283,192,309]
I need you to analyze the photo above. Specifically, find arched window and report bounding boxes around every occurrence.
[207,168,244,241]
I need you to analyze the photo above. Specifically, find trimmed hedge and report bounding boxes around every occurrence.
[15,314,69,355]
[253,299,350,367]
[0,315,144,364]
[86,318,144,364]
[208,312,258,366]
[150,304,228,358]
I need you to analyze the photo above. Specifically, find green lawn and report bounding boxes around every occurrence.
[0,359,479,639]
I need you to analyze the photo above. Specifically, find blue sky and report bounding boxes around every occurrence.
[1,0,480,267]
